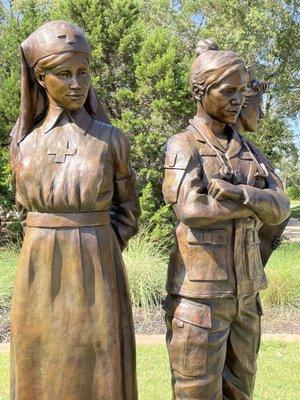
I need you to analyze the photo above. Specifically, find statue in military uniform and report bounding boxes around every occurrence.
[234,66,289,266]
[10,21,140,400]
[162,39,290,399]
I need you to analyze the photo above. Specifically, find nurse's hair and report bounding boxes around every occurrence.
[190,39,246,100]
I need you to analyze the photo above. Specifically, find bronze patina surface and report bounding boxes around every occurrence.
[9,20,140,400]
[162,39,290,399]
[234,67,290,266]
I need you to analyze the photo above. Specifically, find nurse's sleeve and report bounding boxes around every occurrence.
[110,128,141,250]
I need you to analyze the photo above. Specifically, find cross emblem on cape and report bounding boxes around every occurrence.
[57,25,78,43]
[47,140,77,163]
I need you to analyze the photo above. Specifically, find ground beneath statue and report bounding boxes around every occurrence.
[0,305,299,343]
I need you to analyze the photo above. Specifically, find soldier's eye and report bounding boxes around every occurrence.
[222,88,234,96]
[57,71,71,78]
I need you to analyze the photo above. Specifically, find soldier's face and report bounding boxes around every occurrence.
[238,93,264,132]
[202,69,246,124]
[41,53,91,111]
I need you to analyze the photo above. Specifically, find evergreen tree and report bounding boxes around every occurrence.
[0,0,298,237]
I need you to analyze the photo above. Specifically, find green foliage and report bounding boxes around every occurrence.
[123,227,168,312]
[262,243,300,306]
[0,0,299,238]
[0,149,13,208]
[290,205,300,219]
[0,247,18,309]
[286,185,300,200]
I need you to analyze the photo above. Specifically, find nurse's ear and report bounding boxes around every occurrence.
[34,70,46,89]
[192,83,205,102]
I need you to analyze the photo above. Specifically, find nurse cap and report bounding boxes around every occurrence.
[21,20,91,68]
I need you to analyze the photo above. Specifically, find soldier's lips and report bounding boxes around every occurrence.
[227,109,240,115]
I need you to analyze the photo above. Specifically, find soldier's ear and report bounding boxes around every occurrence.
[34,70,46,89]
[192,83,205,102]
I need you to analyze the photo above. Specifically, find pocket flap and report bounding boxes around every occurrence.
[245,229,261,245]
[187,229,227,245]
[163,296,211,328]
[163,151,189,169]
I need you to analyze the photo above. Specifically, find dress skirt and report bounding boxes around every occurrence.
[10,224,137,400]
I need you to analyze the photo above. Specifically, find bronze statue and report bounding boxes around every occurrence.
[9,21,140,400]
[234,67,289,265]
[162,39,290,399]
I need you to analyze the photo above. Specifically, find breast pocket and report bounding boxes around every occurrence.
[245,229,263,280]
[186,228,228,281]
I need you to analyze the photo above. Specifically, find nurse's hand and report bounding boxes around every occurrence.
[208,178,244,202]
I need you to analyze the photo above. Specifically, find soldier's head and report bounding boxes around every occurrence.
[191,39,246,124]
[236,67,267,132]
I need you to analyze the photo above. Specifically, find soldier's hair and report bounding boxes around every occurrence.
[190,39,245,100]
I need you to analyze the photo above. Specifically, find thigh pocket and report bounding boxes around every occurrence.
[165,298,211,377]
[186,228,228,281]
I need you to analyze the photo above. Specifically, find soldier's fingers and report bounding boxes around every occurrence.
[208,180,219,194]
[215,191,224,201]
[209,186,220,198]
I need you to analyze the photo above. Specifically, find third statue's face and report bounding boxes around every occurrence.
[43,53,91,111]
[239,92,264,132]
[202,69,246,124]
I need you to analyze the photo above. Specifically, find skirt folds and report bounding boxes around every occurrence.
[10,224,137,400]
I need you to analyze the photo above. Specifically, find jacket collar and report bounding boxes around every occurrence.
[190,114,243,159]
[38,104,93,135]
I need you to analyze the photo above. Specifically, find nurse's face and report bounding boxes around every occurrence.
[200,69,246,124]
[238,92,264,132]
[37,53,91,111]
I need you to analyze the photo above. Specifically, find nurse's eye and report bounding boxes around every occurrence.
[56,71,71,78]
[78,69,87,77]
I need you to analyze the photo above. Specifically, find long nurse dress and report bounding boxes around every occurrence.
[10,105,140,400]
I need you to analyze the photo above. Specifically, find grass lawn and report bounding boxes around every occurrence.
[0,341,299,399]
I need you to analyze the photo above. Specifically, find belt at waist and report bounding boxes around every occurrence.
[26,211,110,228]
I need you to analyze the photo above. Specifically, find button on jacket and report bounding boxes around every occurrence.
[162,115,290,298]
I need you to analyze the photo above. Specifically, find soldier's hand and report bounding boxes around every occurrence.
[272,236,282,250]
[208,178,244,202]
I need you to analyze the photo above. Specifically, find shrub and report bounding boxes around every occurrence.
[0,245,19,309]
[286,185,300,200]
[123,227,168,312]
[261,243,300,306]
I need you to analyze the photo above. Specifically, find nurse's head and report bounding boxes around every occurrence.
[22,20,92,113]
[11,21,103,145]
[191,39,246,124]
[34,51,91,112]
[236,67,267,132]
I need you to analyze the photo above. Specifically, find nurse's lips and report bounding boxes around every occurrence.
[67,93,85,100]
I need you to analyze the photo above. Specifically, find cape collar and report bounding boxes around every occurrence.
[38,104,93,135]
[190,115,243,159]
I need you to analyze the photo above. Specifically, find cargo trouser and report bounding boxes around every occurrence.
[164,293,263,400]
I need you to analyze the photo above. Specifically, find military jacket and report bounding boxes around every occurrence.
[162,115,290,298]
